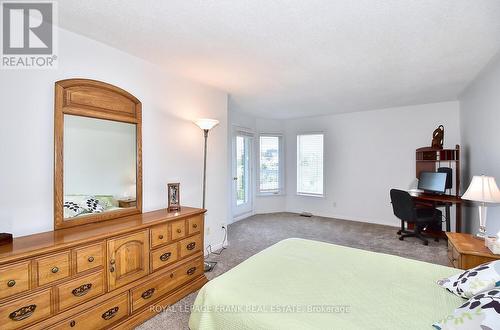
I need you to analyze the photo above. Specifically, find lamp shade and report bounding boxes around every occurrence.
[462,175,500,203]
[194,118,219,130]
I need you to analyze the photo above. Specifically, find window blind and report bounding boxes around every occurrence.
[297,134,324,195]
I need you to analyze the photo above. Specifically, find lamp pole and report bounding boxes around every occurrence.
[194,119,219,272]
[202,129,208,209]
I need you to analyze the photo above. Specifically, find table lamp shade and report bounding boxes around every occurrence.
[462,176,500,203]
[194,118,219,131]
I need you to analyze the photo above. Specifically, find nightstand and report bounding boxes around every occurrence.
[117,198,136,208]
[446,232,500,269]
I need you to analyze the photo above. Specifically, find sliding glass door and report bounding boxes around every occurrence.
[232,132,253,218]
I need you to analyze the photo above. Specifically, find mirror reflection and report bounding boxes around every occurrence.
[63,115,137,220]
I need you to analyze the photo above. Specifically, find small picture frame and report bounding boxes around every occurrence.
[167,183,181,212]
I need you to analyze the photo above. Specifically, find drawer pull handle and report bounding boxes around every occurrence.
[159,234,164,240]
[193,224,198,229]
[187,242,196,250]
[187,267,196,276]
[70,320,76,327]
[51,266,59,274]
[102,306,119,321]
[160,252,172,262]
[72,283,92,297]
[88,256,94,263]
[9,304,36,321]
[7,280,16,287]
[110,266,115,273]
[141,288,155,300]
[176,229,182,234]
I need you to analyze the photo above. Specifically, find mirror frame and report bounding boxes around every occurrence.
[54,78,142,230]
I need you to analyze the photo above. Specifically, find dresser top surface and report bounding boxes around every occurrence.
[446,232,500,259]
[0,207,205,264]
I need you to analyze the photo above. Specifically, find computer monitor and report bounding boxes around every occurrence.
[418,171,447,194]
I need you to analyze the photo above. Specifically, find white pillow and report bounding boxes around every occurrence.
[80,197,106,213]
[437,261,500,299]
[63,201,86,218]
[433,289,500,329]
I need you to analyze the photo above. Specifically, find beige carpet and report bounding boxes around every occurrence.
[137,212,448,330]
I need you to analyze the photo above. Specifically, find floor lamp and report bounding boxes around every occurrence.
[194,118,219,272]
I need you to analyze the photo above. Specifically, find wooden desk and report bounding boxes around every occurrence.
[446,232,500,269]
[412,193,463,232]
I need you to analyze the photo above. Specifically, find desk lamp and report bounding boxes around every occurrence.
[462,175,500,239]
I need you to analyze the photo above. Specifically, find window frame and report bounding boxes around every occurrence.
[257,133,285,196]
[296,132,325,197]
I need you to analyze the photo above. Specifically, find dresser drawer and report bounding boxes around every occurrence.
[179,234,202,258]
[0,261,31,300]
[73,242,104,274]
[35,252,70,286]
[56,270,105,311]
[175,257,204,289]
[0,288,52,330]
[170,220,186,241]
[151,242,178,272]
[150,223,169,248]
[131,257,203,312]
[53,292,128,330]
[187,215,202,235]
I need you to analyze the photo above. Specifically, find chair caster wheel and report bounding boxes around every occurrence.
[397,230,402,235]
[423,241,429,246]
[434,238,439,242]
[399,236,404,241]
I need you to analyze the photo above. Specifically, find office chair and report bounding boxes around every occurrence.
[390,189,442,245]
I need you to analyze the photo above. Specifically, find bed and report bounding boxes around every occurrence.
[189,238,463,330]
[63,194,122,218]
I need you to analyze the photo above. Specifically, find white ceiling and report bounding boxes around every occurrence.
[57,0,500,119]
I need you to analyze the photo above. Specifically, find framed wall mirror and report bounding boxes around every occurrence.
[54,79,142,229]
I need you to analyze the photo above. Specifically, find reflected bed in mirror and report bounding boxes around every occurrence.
[54,79,142,229]
[63,115,137,219]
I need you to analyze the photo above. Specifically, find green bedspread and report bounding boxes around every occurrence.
[189,238,463,330]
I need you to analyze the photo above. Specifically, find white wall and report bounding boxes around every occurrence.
[459,52,500,235]
[285,102,461,227]
[0,27,229,250]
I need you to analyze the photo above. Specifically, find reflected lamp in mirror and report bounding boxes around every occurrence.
[462,175,500,239]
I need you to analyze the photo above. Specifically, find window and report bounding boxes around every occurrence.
[258,135,283,194]
[297,134,324,196]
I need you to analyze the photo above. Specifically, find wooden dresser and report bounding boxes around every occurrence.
[0,207,207,329]
[446,232,500,269]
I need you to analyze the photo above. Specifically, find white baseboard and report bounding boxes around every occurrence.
[232,211,254,223]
